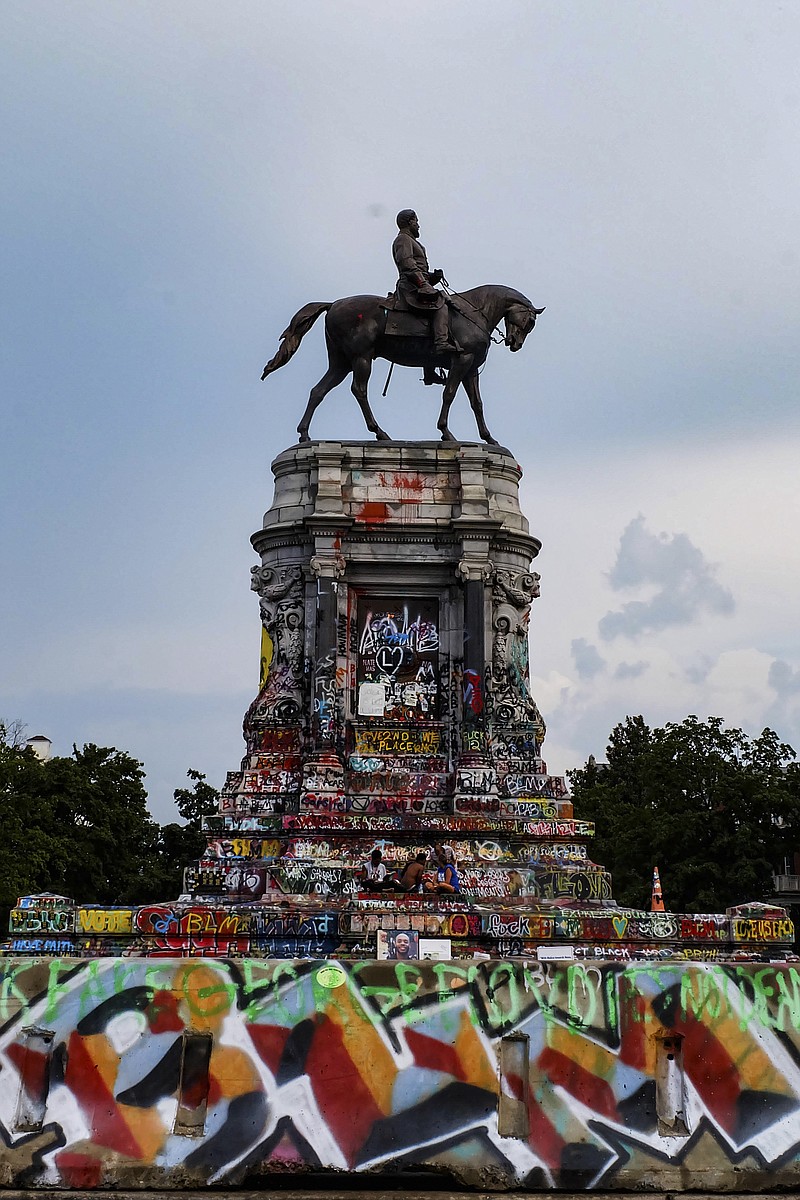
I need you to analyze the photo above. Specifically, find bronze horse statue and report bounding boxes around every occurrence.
[261,285,544,444]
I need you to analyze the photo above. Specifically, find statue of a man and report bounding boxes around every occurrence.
[392,210,454,354]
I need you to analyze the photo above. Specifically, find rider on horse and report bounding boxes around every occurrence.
[392,210,455,357]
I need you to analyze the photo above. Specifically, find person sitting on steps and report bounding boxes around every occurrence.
[397,852,427,893]
[362,847,395,892]
[424,849,461,894]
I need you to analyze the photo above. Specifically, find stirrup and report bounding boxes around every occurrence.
[423,366,447,386]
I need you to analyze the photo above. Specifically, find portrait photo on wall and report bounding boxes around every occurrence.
[376,929,419,960]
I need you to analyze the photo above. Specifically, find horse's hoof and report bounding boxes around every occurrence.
[297,431,311,443]
[374,429,392,441]
[439,430,457,443]
[483,435,499,445]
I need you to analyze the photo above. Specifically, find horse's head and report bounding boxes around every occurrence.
[504,303,545,352]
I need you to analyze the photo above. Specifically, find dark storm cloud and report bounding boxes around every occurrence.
[571,638,606,680]
[598,516,735,641]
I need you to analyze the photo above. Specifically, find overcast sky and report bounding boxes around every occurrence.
[2,1,799,822]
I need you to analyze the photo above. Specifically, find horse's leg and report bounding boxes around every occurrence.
[462,369,499,445]
[351,356,391,441]
[297,349,350,442]
[436,354,474,442]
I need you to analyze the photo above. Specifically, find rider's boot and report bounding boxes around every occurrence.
[432,305,456,354]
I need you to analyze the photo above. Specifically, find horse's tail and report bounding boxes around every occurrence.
[261,302,332,380]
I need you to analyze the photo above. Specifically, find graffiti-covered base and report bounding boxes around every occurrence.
[3,956,800,1191]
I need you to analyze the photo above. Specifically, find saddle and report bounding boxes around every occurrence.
[382,306,432,337]
[382,290,464,344]
[382,289,484,342]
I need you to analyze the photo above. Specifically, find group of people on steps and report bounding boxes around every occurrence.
[362,843,461,895]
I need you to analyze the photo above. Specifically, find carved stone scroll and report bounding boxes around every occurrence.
[247,565,306,723]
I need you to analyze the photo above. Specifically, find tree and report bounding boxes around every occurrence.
[570,715,800,913]
[0,733,56,920]
[0,718,29,749]
[0,725,221,921]
[140,770,220,900]
[0,734,162,923]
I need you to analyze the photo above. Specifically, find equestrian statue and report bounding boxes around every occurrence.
[261,209,544,444]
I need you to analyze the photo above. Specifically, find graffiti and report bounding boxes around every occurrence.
[485,912,554,939]
[239,768,302,794]
[346,769,445,797]
[534,867,613,903]
[490,728,541,759]
[301,791,347,813]
[9,908,74,935]
[247,910,340,939]
[304,763,343,791]
[461,725,488,754]
[680,915,729,941]
[134,908,251,955]
[269,863,358,897]
[456,766,496,795]
[497,797,562,818]
[284,812,402,833]
[502,772,569,798]
[462,668,484,716]
[734,916,795,942]
[253,727,302,752]
[77,909,133,935]
[184,865,267,898]
[203,838,283,861]
[458,867,536,899]
[454,795,561,818]
[221,770,244,795]
[204,813,283,834]
[2,957,800,1189]
[357,597,439,719]
[221,792,299,816]
[8,938,76,954]
[354,728,442,754]
[313,652,338,744]
[347,795,451,815]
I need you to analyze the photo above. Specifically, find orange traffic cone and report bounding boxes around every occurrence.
[651,865,665,912]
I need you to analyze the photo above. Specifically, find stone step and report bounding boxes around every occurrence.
[200,836,594,869]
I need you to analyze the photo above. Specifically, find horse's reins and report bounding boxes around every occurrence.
[439,277,507,344]
[381,279,509,396]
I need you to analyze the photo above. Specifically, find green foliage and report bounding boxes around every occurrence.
[570,715,800,913]
[0,727,219,919]
[143,770,220,899]
[0,734,160,920]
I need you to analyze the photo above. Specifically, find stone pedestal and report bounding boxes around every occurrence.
[215,440,611,919]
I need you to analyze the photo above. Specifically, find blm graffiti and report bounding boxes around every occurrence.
[357,597,439,720]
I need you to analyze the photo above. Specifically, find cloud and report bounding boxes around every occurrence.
[769,659,800,697]
[614,660,648,680]
[571,638,606,680]
[598,516,734,640]
[684,658,714,684]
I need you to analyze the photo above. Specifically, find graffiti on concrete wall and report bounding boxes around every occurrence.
[4,957,800,1190]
